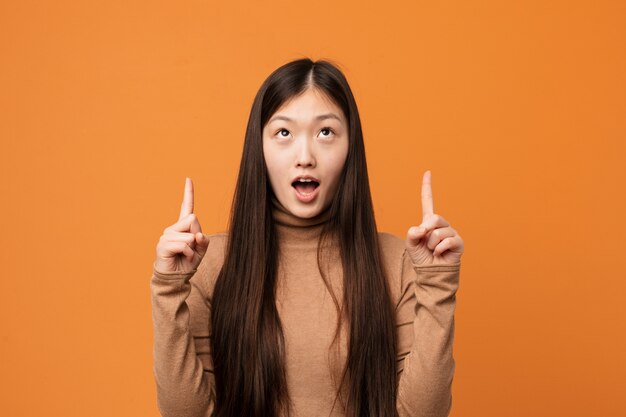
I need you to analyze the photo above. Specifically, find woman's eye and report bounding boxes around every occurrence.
[319,127,335,138]
[277,129,290,138]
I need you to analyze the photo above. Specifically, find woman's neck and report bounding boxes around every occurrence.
[271,195,332,249]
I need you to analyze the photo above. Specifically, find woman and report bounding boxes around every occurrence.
[150,58,464,417]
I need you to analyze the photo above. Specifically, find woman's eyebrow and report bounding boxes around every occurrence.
[268,113,342,124]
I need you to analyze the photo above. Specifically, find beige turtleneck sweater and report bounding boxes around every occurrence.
[150,196,461,417]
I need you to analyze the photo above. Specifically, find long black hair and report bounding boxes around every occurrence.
[211,58,398,417]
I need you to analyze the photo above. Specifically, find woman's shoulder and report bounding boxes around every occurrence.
[203,231,229,248]
[377,231,409,301]
[377,231,406,257]
[201,232,229,265]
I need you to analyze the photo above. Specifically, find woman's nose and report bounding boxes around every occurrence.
[295,138,315,167]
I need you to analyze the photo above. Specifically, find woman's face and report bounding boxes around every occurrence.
[263,87,349,219]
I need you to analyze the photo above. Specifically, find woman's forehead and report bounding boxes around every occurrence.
[269,92,345,124]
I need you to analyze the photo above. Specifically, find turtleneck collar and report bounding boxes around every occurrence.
[271,195,332,248]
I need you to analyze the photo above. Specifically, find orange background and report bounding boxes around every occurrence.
[1,1,625,416]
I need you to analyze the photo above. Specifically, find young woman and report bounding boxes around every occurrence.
[150,58,464,417]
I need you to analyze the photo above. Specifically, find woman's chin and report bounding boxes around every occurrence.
[287,196,323,218]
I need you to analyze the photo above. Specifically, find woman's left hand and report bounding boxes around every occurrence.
[405,170,464,266]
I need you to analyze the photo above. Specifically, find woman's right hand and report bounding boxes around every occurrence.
[154,177,210,274]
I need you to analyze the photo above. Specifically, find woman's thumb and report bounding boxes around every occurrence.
[195,233,210,256]
[407,226,427,245]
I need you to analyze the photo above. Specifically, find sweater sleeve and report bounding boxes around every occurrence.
[395,249,461,417]
[150,259,216,417]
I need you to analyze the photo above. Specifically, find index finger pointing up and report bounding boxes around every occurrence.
[421,170,434,218]
[179,177,194,221]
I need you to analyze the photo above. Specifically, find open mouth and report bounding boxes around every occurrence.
[291,179,320,196]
